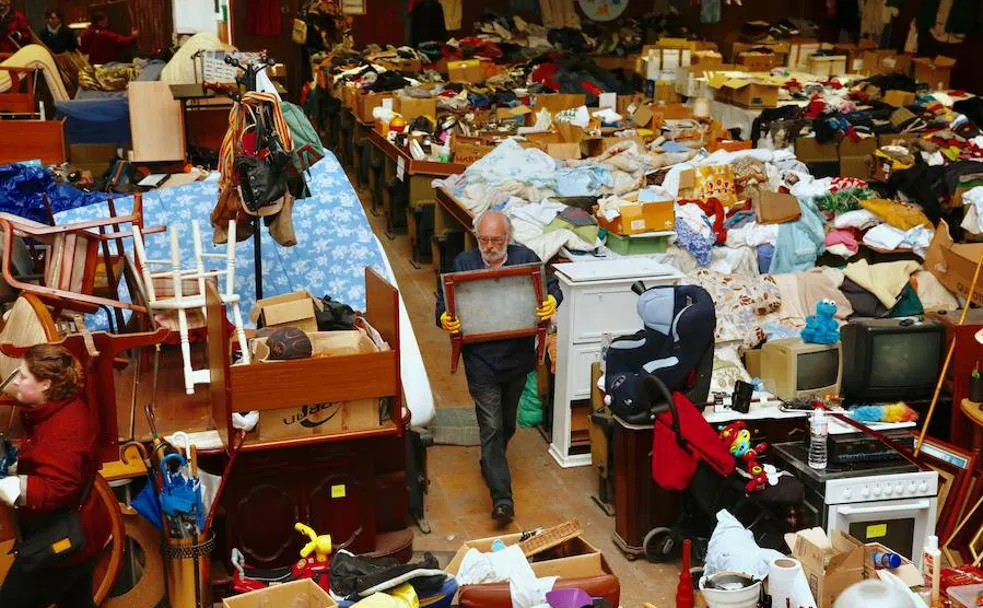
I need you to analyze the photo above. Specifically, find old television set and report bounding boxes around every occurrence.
[759,339,842,401]
[841,318,945,402]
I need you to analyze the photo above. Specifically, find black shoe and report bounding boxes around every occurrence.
[491,503,514,523]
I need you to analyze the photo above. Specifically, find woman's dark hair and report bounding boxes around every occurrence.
[24,344,84,401]
[45,8,64,20]
[90,10,107,25]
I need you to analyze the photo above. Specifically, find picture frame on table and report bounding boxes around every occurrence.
[912,434,979,556]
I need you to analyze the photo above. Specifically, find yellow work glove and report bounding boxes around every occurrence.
[440,312,462,334]
[537,295,557,321]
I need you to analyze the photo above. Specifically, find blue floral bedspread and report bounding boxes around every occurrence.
[54,153,389,327]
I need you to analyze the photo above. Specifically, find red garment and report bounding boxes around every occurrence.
[0,9,31,54]
[80,26,137,65]
[18,397,112,565]
[651,392,736,491]
[246,0,282,37]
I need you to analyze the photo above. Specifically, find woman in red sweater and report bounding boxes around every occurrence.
[0,344,112,608]
[80,11,138,65]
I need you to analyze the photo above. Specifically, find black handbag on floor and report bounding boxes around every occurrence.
[13,478,92,572]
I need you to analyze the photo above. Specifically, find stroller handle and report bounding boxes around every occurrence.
[643,375,685,446]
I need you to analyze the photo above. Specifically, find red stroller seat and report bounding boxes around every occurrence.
[648,375,736,490]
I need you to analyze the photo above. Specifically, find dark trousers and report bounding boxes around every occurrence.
[0,557,96,608]
[469,375,527,508]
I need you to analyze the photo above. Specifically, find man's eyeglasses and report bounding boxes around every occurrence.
[476,236,506,245]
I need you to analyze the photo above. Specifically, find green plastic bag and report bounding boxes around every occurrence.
[518,371,543,428]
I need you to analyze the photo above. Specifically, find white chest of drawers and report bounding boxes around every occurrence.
[549,259,682,467]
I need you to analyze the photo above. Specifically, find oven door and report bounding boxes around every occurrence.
[827,498,937,567]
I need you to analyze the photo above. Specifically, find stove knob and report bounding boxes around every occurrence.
[908,482,917,494]
[919,481,928,492]
[842,489,852,500]
[861,487,870,498]
[896,483,905,495]
[884,485,894,496]
[872,486,882,497]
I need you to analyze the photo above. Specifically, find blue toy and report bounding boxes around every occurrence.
[801,299,839,345]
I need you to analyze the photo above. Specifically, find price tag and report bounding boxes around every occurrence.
[397,157,406,181]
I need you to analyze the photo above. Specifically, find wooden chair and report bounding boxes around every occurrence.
[132,219,249,395]
[0,66,38,116]
[0,193,165,325]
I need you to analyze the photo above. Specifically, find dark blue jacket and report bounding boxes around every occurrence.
[435,244,563,385]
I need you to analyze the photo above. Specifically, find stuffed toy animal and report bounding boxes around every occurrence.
[801,299,839,345]
[718,421,769,493]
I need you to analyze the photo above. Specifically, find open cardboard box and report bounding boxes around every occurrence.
[223,578,337,607]
[785,528,924,608]
[913,55,956,90]
[445,532,618,605]
[250,290,323,333]
[925,219,983,307]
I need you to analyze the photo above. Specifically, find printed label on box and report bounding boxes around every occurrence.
[331,484,347,499]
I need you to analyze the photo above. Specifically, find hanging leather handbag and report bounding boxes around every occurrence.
[235,105,289,215]
[14,478,92,572]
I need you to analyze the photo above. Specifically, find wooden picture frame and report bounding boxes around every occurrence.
[441,263,547,374]
[912,434,979,549]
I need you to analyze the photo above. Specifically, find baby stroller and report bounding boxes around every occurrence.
[645,375,804,563]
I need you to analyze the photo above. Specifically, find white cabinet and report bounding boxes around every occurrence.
[549,260,682,467]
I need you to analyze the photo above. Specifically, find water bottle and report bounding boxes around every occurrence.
[808,408,828,470]
[600,332,612,375]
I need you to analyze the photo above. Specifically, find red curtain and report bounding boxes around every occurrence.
[128,0,172,55]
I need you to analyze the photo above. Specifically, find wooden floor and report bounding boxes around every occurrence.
[352,172,679,605]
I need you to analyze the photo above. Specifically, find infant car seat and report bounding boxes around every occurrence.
[605,282,716,424]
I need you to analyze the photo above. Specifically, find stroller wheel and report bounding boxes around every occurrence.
[642,527,679,563]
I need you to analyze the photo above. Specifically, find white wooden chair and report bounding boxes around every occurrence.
[132,219,250,395]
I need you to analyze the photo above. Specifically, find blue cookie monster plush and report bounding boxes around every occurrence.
[801,299,839,345]
[0,435,17,478]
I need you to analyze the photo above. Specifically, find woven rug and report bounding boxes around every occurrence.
[431,407,480,446]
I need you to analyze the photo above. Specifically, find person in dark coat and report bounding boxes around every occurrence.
[0,344,112,608]
[435,210,562,523]
[40,9,78,54]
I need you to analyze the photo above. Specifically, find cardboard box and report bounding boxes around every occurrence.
[259,396,388,441]
[736,52,777,72]
[532,94,587,116]
[692,50,724,70]
[223,579,337,608]
[882,89,915,107]
[789,40,825,70]
[395,96,437,120]
[861,50,911,76]
[445,533,608,580]
[453,140,494,165]
[786,529,924,608]
[250,291,322,332]
[447,59,486,84]
[913,55,956,90]
[70,143,118,165]
[251,329,378,362]
[710,75,780,108]
[808,55,847,78]
[837,136,877,179]
[732,41,790,64]
[795,136,839,163]
[341,85,357,109]
[598,198,673,235]
[546,142,582,160]
[925,219,983,307]
[357,92,392,123]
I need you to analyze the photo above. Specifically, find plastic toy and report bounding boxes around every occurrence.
[801,299,839,345]
[0,434,18,478]
[718,421,769,493]
[232,523,344,593]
